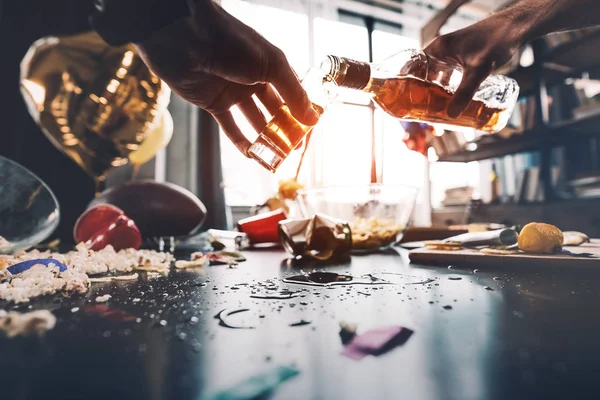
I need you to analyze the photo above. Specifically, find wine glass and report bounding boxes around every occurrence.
[0,156,60,254]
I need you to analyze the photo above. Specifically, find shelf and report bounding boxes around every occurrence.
[508,29,600,97]
[437,113,600,163]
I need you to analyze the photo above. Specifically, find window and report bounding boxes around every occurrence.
[218,0,481,226]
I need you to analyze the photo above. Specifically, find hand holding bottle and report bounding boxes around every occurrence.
[423,0,600,119]
[133,1,319,156]
[423,15,521,119]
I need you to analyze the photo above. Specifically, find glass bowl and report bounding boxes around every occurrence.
[0,156,60,254]
[296,184,419,252]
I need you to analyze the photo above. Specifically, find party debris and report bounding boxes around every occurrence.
[200,365,300,400]
[175,252,208,269]
[0,246,173,302]
[215,308,256,329]
[0,236,11,248]
[7,258,68,275]
[207,251,246,266]
[339,321,358,344]
[209,236,226,251]
[88,277,113,283]
[0,309,56,337]
[95,294,111,303]
[0,264,89,303]
[111,273,139,281]
[83,305,136,322]
[341,326,413,361]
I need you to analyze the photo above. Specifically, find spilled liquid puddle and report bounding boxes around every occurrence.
[215,307,311,330]
[250,293,300,300]
[282,272,435,287]
[289,320,311,327]
[215,308,255,329]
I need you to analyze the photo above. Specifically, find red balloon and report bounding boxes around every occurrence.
[74,204,141,251]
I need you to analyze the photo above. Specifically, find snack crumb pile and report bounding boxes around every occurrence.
[95,294,111,303]
[0,309,56,337]
[0,246,174,303]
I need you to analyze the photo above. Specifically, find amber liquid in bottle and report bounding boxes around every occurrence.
[365,76,507,132]
[256,104,324,158]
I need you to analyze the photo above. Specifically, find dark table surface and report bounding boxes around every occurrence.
[1,246,600,400]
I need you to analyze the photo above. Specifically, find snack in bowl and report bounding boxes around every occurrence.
[296,184,419,252]
[518,222,563,254]
[350,217,404,250]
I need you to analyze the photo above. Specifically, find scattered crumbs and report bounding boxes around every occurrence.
[89,277,113,283]
[484,286,494,291]
[112,273,139,281]
[95,294,111,303]
[71,307,80,313]
[443,305,453,310]
[159,320,167,327]
[132,298,141,303]
[190,316,199,324]
[0,309,56,337]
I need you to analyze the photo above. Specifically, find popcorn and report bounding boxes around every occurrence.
[349,217,404,250]
[0,309,56,337]
[0,246,174,303]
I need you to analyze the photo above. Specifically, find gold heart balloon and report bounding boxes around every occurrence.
[129,108,173,167]
[20,31,171,191]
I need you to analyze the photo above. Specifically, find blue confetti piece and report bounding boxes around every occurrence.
[7,258,68,275]
[200,365,300,400]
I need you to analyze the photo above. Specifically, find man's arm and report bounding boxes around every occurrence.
[425,0,600,118]
[91,0,318,156]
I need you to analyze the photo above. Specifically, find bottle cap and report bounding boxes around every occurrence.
[278,214,352,260]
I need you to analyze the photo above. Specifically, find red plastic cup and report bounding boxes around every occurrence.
[237,209,287,244]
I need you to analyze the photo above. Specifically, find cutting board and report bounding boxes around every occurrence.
[408,239,600,268]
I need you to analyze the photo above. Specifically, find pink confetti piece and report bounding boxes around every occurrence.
[341,326,413,360]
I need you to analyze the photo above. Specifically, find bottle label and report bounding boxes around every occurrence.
[341,58,371,90]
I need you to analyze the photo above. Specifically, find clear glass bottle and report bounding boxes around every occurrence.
[320,49,519,133]
[248,68,338,173]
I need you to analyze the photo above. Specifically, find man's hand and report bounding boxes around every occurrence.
[424,14,521,118]
[424,0,600,119]
[134,1,318,156]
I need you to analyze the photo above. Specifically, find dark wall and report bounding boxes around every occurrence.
[1,0,96,245]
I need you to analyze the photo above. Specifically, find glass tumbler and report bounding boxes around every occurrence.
[248,68,338,172]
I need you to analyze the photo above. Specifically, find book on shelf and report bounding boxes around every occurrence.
[570,174,600,198]
[442,186,474,206]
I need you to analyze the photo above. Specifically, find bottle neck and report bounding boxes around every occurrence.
[321,55,372,91]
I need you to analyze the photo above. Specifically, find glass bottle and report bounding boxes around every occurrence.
[320,49,519,133]
[248,68,337,173]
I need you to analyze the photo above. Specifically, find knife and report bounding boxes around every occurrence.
[401,228,518,249]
